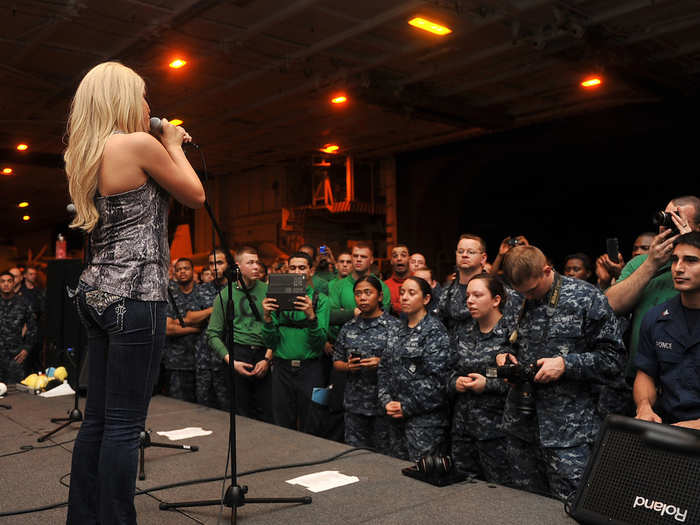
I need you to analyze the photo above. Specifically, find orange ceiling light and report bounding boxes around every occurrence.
[2,167,13,175]
[408,17,452,36]
[331,95,348,104]
[16,143,29,151]
[581,77,602,88]
[321,144,340,154]
[169,58,187,69]
[169,118,183,126]
[22,215,31,221]
[18,201,29,208]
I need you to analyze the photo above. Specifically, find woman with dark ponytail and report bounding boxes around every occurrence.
[448,274,512,484]
[333,275,401,452]
[378,276,452,461]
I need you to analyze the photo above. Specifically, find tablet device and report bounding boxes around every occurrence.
[266,273,307,310]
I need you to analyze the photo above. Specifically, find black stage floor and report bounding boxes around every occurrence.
[0,391,576,524]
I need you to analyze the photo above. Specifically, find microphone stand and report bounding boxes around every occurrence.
[138,429,199,480]
[37,346,83,442]
[37,235,88,443]
[159,201,311,521]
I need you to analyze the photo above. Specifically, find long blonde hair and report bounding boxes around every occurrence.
[64,62,147,231]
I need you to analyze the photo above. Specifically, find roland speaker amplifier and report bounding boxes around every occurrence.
[571,415,700,525]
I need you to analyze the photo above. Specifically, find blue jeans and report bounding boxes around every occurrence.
[67,285,165,525]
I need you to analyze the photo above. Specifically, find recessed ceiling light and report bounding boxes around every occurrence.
[18,201,29,208]
[2,167,12,175]
[169,118,183,126]
[22,215,30,221]
[169,59,187,69]
[331,95,348,104]
[321,144,340,154]
[581,77,602,88]
[408,17,452,36]
[16,143,29,151]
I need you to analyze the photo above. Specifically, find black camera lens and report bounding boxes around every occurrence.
[653,211,679,233]
[515,381,537,415]
[653,211,671,227]
[497,363,538,415]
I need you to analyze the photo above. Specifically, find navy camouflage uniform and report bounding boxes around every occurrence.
[164,284,200,402]
[18,284,45,374]
[0,294,38,383]
[195,282,231,410]
[448,316,512,484]
[502,274,624,502]
[437,280,469,337]
[334,311,402,452]
[633,295,700,424]
[438,278,522,336]
[378,313,453,461]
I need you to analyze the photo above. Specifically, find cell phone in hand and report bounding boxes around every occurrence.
[350,351,362,360]
[606,238,619,263]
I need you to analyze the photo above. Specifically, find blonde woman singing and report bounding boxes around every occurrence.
[64,61,204,525]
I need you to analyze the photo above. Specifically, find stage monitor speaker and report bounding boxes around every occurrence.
[45,259,88,390]
[571,415,700,525]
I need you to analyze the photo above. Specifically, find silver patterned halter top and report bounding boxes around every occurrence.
[80,177,170,301]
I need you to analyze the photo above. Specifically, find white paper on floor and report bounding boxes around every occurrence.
[156,427,213,440]
[39,382,75,398]
[286,470,359,493]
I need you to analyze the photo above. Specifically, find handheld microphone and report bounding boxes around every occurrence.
[67,203,76,214]
[149,117,163,135]
[149,117,198,148]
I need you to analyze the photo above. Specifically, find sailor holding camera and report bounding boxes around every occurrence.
[495,245,625,502]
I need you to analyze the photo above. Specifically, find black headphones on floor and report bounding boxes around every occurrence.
[416,454,453,476]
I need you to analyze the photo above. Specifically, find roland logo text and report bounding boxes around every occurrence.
[633,496,688,522]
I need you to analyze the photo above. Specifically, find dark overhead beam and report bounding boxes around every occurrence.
[25,0,226,120]
[206,0,562,129]
[433,0,691,100]
[398,0,557,86]
[357,70,512,129]
[469,7,700,107]
[399,0,682,92]
[172,0,427,108]
[222,0,325,46]
[10,1,85,67]
[438,57,561,97]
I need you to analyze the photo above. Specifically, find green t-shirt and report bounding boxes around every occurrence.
[312,275,329,296]
[261,286,330,360]
[315,270,336,283]
[206,280,268,360]
[617,254,677,375]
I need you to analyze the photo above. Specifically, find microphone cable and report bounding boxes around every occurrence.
[0,446,374,517]
[0,437,76,459]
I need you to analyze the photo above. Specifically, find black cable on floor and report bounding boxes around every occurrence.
[0,437,76,458]
[0,447,373,517]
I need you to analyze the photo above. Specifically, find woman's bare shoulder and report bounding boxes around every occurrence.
[104,131,159,152]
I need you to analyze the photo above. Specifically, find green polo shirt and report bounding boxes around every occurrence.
[206,280,267,360]
[312,275,329,296]
[261,286,329,360]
